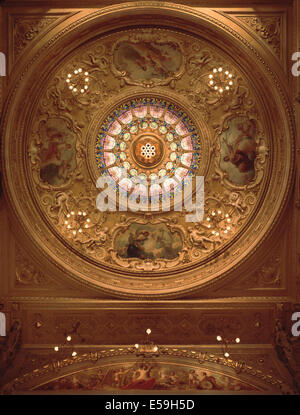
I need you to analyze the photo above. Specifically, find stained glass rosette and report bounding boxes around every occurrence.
[95,98,201,205]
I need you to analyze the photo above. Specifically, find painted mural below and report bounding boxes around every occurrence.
[114,223,183,260]
[36,362,258,392]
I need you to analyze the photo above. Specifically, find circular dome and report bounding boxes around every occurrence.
[1,10,294,298]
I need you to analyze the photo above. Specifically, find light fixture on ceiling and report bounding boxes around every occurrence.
[66,68,89,94]
[208,68,234,95]
[53,321,84,358]
[205,209,233,236]
[64,210,91,237]
[216,334,241,359]
[134,328,159,357]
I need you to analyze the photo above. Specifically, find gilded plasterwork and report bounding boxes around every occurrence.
[1,3,294,297]
[237,15,282,59]
[1,348,288,395]
[13,16,58,60]
[26,28,270,278]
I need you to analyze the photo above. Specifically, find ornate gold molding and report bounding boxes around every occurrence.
[237,15,282,59]
[0,347,291,394]
[0,4,295,298]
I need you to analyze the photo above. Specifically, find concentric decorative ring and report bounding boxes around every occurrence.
[95,98,202,199]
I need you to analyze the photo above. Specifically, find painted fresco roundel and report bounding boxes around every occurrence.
[1,19,294,298]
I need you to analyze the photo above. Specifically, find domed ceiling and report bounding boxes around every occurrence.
[2,8,294,298]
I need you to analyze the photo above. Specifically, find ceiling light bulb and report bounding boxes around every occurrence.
[69,86,73,90]
[214,86,218,90]
[86,218,91,223]
[54,346,59,352]
[224,352,230,358]
[85,78,89,82]
[67,214,71,218]
[67,225,71,229]
[229,81,233,86]
[153,346,158,352]
[66,335,72,341]
[235,337,240,343]
[68,74,72,78]
[226,86,230,90]
[66,79,70,83]
[78,68,82,72]
[72,351,77,357]
[65,221,68,225]
[135,344,139,349]
[83,212,87,216]
[72,230,76,235]
[218,67,223,72]
[78,229,82,233]
[74,70,78,74]
[229,74,233,78]
[209,80,214,85]
[225,70,229,75]
[78,211,82,215]
[73,88,77,92]
[146,328,151,335]
[206,217,210,221]
[213,68,217,73]
[219,88,223,93]
[224,230,228,234]
[85,224,88,228]
[71,211,75,215]
[209,74,213,79]
[218,210,222,214]
[81,89,84,93]
[217,335,222,341]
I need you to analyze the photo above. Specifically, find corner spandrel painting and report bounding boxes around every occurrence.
[219,116,257,186]
[114,223,183,260]
[113,40,183,85]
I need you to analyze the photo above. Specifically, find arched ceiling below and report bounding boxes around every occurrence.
[1,348,288,394]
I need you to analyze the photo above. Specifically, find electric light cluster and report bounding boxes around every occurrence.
[141,143,156,159]
[205,209,232,236]
[54,334,77,357]
[64,210,91,236]
[135,328,159,354]
[66,68,89,94]
[217,335,241,358]
[208,67,234,94]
